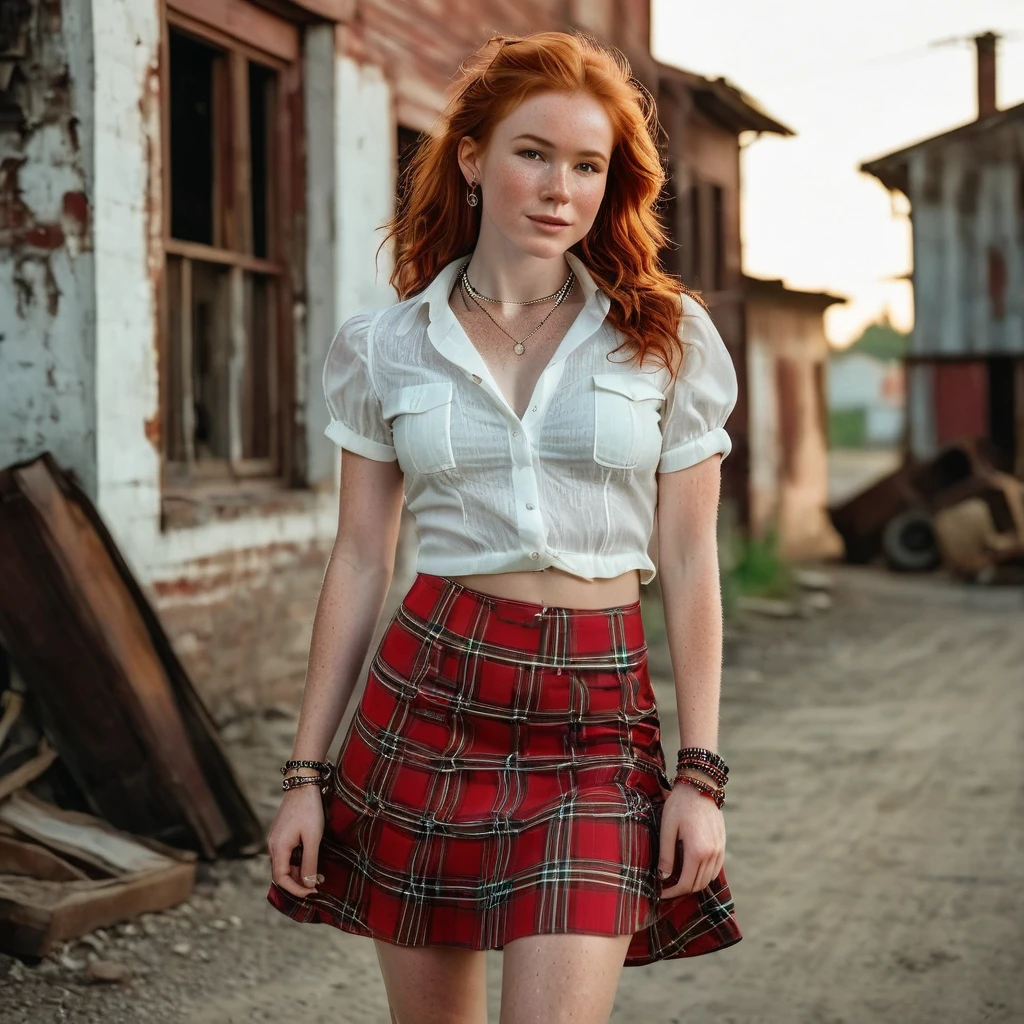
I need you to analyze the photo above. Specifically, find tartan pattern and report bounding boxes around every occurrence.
[266,573,741,966]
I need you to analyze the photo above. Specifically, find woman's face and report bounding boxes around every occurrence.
[460,90,615,260]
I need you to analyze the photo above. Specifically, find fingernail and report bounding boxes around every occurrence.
[302,874,318,886]
[658,869,669,879]
[316,873,325,884]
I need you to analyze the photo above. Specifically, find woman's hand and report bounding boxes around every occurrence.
[657,781,726,898]
[268,784,326,898]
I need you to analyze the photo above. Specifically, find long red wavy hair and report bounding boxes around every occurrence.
[382,31,693,375]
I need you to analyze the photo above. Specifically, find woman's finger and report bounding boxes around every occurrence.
[657,824,680,883]
[271,843,318,898]
[661,846,703,900]
[300,829,324,890]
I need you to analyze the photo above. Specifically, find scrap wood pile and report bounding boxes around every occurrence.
[0,454,263,958]
[828,439,1024,581]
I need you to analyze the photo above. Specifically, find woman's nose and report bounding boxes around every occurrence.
[541,168,571,204]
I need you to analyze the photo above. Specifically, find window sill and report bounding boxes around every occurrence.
[160,478,333,532]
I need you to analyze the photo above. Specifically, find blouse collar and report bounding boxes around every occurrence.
[395,251,611,342]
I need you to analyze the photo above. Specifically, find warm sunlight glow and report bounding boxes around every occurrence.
[652,0,1024,345]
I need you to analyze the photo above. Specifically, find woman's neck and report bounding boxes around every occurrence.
[464,241,572,304]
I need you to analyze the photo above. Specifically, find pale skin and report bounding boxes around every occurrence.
[268,89,727,1024]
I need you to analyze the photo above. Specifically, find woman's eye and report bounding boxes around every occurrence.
[519,149,543,160]
[578,162,598,173]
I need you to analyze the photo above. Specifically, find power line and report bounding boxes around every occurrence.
[757,30,1023,91]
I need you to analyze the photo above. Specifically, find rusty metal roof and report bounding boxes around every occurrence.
[744,274,846,309]
[861,100,1024,194]
[656,62,794,137]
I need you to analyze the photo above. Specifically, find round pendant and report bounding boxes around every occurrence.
[513,343,525,355]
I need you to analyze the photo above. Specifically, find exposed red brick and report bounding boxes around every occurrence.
[144,413,161,448]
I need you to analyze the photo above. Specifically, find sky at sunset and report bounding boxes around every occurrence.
[652,0,1024,345]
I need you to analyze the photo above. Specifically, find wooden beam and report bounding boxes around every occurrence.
[180,257,196,467]
[164,238,282,274]
[228,265,246,471]
[167,0,299,62]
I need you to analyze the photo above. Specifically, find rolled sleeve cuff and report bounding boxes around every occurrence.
[324,419,397,462]
[658,427,732,474]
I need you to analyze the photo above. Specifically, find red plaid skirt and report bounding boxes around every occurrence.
[266,573,741,966]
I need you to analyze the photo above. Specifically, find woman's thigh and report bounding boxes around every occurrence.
[374,940,489,1024]
[499,932,633,1024]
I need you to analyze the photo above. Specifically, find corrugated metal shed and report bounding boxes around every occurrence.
[861,102,1024,358]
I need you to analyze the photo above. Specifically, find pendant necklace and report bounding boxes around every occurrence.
[459,261,575,356]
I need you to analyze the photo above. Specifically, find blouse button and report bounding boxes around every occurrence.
[512,430,520,438]
[531,406,537,412]
[526,503,535,510]
[472,374,482,383]
[529,551,540,560]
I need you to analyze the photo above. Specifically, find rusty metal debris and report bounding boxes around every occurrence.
[828,440,1024,580]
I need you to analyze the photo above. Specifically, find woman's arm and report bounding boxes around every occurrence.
[286,449,406,765]
[656,454,725,751]
[269,449,404,898]
[654,453,728,897]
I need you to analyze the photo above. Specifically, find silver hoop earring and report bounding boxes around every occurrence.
[467,180,479,207]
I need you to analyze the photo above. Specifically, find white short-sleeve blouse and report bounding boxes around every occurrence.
[322,253,738,585]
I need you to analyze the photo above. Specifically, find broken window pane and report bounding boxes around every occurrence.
[169,31,222,246]
[249,62,275,259]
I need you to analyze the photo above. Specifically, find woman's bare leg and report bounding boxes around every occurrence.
[374,940,489,1024]
[498,933,633,1024]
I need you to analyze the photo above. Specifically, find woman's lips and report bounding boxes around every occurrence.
[528,215,571,231]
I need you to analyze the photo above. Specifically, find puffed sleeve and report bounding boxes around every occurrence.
[322,310,397,461]
[658,294,739,474]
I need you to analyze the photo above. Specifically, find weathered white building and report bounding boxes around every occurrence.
[862,32,1024,475]
[745,276,843,561]
[0,0,787,707]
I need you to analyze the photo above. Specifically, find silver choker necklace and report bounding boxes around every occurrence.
[459,262,574,307]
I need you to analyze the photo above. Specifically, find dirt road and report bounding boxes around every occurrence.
[3,567,1022,1023]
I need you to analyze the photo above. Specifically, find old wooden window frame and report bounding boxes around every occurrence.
[158,0,304,491]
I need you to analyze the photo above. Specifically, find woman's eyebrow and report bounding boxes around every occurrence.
[511,133,608,160]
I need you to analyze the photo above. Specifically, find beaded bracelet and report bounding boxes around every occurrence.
[672,772,726,809]
[676,747,729,778]
[282,774,329,794]
[676,758,728,788]
[281,759,333,776]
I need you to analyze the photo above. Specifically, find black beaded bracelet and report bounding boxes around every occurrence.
[676,747,729,777]
[280,759,333,776]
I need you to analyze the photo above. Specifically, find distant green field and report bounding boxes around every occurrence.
[828,408,867,449]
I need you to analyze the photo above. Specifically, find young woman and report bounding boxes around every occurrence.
[267,30,741,1024]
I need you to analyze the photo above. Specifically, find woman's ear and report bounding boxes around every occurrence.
[457,136,481,186]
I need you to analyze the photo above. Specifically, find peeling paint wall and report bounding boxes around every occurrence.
[0,0,96,492]
[746,293,842,562]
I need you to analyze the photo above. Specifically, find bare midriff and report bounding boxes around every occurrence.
[448,567,641,610]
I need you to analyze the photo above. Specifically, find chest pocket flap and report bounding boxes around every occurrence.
[592,374,665,403]
[383,381,456,475]
[383,381,454,418]
[592,374,665,470]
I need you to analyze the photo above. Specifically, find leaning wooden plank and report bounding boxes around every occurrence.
[0,457,233,855]
[0,792,194,876]
[57,459,264,856]
[0,861,194,957]
[0,835,89,882]
[0,738,58,802]
[0,690,24,750]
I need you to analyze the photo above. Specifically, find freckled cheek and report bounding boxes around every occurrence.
[574,181,607,226]
[488,168,538,216]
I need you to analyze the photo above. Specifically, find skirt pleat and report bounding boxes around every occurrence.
[266,572,741,966]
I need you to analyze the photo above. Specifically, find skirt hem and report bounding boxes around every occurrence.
[265,883,743,968]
